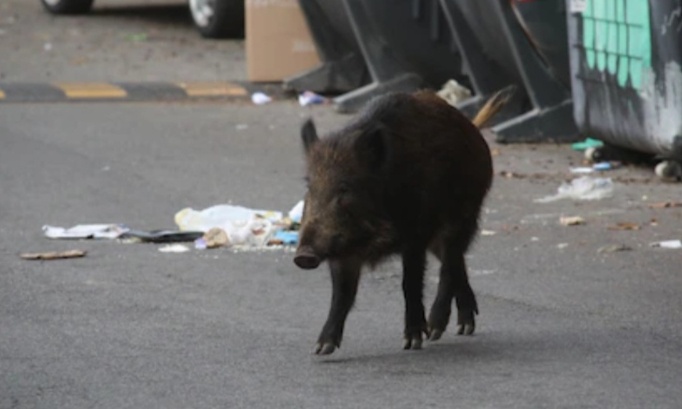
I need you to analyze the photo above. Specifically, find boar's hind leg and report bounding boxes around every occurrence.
[315,258,362,355]
[428,235,478,340]
[402,247,428,350]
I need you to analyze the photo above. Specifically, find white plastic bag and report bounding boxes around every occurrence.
[535,177,614,203]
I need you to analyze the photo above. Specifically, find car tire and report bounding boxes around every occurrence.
[40,0,95,14]
[189,0,244,39]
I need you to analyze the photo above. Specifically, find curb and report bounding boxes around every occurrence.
[0,81,289,103]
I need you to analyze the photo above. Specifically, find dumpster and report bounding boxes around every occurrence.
[567,0,682,178]
[441,0,577,142]
[284,0,368,94]
[287,0,471,113]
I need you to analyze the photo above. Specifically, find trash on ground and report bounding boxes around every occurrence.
[535,176,614,203]
[570,162,620,174]
[598,244,633,254]
[480,230,496,236]
[436,79,472,106]
[43,224,128,240]
[648,201,682,209]
[175,204,284,249]
[608,222,640,231]
[571,137,603,151]
[175,205,282,232]
[592,162,620,171]
[557,243,569,249]
[650,240,682,249]
[195,227,230,250]
[570,167,595,174]
[158,244,190,253]
[271,230,298,245]
[288,200,304,224]
[235,124,249,131]
[125,33,148,42]
[251,92,272,105]
[298,91,327,106]
[560,216,585,226]
[20,249,86,260]
[121,229,203,243]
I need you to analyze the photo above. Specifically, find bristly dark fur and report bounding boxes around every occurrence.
[295,90,502,355]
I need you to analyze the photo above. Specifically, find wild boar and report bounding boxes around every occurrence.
[294,90,507,355]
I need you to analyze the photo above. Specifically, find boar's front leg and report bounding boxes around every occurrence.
[402,247,428,350]
[315,257,362,355]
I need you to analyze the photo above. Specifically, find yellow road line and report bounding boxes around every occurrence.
[53,82,127,99]
[0,89,5,99]
[177,82,248,97]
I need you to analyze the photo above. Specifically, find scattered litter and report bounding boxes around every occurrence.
[560,216,585,226]
[43,224,128,239]
[531,237,539,242]
[235,124,249,131]
[175,204,283,248]
[194,227,229,250]
[535,176,614,203]
[650,240,682,249]
[175,205,282,232]
[298,91,327,106]
[648,201,682,209]
[158,244,190,253]
[570,162,620,174]
[125,33,148,42]
[271,230,299,245]
[654,161,682,181]
[20,249,86,260]
[593,162,619,171]
[288,200,304,224]
[44,42,53,52]
[571,137,603,151]
[480,230,496,236]
[121,229,203,243]
[557,243,569,249]
[570,167,595,174]
[436,79,472,106]
[608,222,640,231]
[598,244,633,254]
[251,92,272,105]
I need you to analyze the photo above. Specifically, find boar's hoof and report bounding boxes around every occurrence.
[457,324,475,335]
[403,336,423,350]
[294,247,321,270]
[428,328,444,341]
[457,311,476,335]
[314,342,337,355]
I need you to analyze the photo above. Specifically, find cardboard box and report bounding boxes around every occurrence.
[246,0,321,82]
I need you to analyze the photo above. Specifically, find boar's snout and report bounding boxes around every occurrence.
[294,245,322,270]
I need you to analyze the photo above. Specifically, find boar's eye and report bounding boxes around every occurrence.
[337,183,352,208]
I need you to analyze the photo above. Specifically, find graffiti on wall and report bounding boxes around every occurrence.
[580,0,652,89]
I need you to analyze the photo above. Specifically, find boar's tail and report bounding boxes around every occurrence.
[471,85,516,128]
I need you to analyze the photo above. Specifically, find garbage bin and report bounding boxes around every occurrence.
[567,0,682,176]
[442,0,577,142]
[284,0,368,94]
[287,0,472,113]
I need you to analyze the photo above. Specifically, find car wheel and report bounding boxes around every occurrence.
[189,0,244,39]
[40,0,95,14]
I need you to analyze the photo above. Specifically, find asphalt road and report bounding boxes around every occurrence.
[1,101,681,409]
[2,1,682,408]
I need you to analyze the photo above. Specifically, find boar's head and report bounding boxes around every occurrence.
[294,118,392,270]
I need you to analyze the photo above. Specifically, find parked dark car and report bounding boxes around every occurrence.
[39,0,244,39]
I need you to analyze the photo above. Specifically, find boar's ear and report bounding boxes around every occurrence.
[356,123,390,171]
[301,118,319,154]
